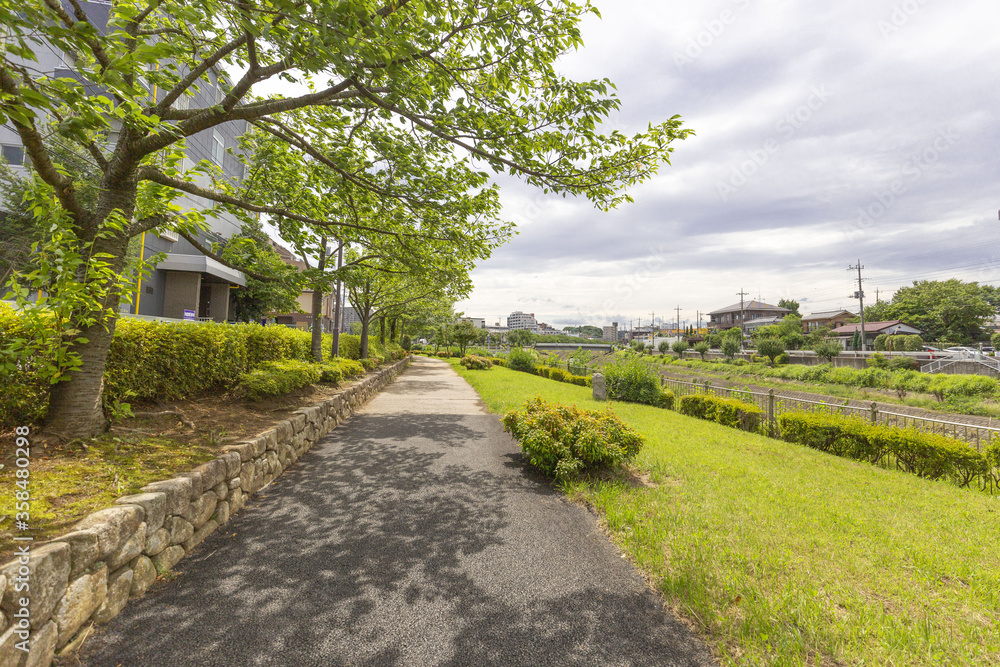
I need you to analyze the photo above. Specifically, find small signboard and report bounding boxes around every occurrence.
[183,309,196,321]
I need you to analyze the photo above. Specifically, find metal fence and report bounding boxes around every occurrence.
[660,376,997,451]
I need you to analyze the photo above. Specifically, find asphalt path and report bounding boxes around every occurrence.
[78,356,715,666]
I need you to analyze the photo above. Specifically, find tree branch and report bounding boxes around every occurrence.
[178,230,281,282]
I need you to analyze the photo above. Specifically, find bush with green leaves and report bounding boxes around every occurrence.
[721,337,740,360]
[603,354,667,407]
[755,337,785,364]
[778,412,993,490]
[812,340,842,362]
[319,358,365,382]
[693,341,710,360]
[501,397,645,481]
[506,348,539,373]
[677,394,764,432]
[460,354,494,370]
[236,360,322,401]
[671,340,689,357]
[658,340,670,355]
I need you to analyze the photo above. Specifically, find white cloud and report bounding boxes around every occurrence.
[454,0,1000,329]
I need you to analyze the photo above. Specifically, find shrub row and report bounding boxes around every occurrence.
[535,365,591,387]
[777,412,999,491]
[0,301,400,426]
[677,394,765,432]
[661,358,999,402]
[501,397,645,481]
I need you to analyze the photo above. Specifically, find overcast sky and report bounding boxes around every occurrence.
[454,0,1000,330]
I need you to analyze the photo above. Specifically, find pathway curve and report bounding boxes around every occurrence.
[78,356,715,666]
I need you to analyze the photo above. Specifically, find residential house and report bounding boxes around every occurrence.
[707,300,791,331]
[801,309,856,333]
[828,320,922,349]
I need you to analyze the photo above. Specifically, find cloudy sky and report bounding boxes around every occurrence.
[454,0,1000,331]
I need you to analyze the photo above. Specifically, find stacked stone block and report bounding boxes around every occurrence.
[0,357,409,667]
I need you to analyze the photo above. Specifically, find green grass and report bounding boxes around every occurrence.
[450,360,1000,666]
[0,433,215,561]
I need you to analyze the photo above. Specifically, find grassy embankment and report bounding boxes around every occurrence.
[450,360,1000,666]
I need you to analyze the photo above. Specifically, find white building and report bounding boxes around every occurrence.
[602,322,619,342]
[507,310,538,331]
[459,317,487,329]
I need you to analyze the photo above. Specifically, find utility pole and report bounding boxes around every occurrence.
[849,260,867,352]
[696,310,701,333]
[675,305,681,341]
[737,289,749,350]
[875,287,881,303]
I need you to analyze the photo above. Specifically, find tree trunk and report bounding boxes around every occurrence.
[311,287,324,362]
[390,318,398,343]
[44,317,117,441]
[43,167,137,441]
[359,317,370,359]
[379,317,386,346]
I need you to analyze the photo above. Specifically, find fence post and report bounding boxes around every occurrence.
[869,402,878,425]
[768,389,775,436]
[704,380,711,394]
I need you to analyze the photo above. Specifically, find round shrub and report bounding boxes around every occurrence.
[501,397,645,481]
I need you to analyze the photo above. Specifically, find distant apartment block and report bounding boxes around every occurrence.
[603,322,619,342]
[460,317,487,329]
[507,310,538,331]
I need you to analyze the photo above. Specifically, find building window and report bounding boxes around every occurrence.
[1,144,24,166]
[212,130,225,164]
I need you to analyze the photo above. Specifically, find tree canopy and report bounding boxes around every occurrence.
[865,280,995,343]
[0,0,692,440]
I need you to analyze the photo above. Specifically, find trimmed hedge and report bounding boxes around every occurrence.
[0,304,392,426]
[678,394,764,432]
[319,358,366,383]
[501,396,644,481]
[236,360,322,401]
[778,412,996,490]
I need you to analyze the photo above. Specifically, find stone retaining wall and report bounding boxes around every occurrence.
[0,357,410,667]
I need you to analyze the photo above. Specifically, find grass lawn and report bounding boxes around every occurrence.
[450,360,1000,666]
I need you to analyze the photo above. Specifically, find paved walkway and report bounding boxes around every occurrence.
[79,356,715,666]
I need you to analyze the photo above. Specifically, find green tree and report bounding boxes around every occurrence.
[671,340,689,357]
[693,341,710,360]
[721,338,740,360]
[884,280,993,343]
[1,0,691,440]
[507,329,534,349]
[657,340,670,355]
[756,338,785,365]
[813,340,842,362]
[217,223,302,323]
[778,298,800,316]
[452,320,479,357]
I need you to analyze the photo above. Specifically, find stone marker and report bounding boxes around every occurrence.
[592,372,607,401]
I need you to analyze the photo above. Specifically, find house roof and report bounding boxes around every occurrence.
[802,309,856,321]
[829,320,922,335]
[708,300,790,316]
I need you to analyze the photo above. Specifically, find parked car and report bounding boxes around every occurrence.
[944,346,977,358]
[980,346,994,354]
